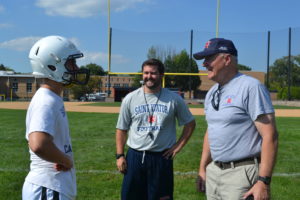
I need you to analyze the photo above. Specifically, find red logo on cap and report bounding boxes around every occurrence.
[205,41,211,49]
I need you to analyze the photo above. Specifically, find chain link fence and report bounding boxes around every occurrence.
[110,27,299,72]
[109,27,300,99]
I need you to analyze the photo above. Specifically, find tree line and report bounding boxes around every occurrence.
[269,55,300,100]
[1,48,299,100]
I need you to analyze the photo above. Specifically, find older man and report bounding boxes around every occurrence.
[194,38,278,200]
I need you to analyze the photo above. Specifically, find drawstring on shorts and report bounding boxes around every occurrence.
[142,151,146,164]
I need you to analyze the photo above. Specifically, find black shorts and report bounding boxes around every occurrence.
[121,148,174,200]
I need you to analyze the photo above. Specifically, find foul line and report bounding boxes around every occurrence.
[0,168,299,177]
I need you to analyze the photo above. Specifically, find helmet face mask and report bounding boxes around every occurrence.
[29,36,90,85]
[63,58,90,85]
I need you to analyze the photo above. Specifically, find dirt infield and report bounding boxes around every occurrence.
[0,101,299,117]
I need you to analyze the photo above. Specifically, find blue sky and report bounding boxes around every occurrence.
[1,0,300,73]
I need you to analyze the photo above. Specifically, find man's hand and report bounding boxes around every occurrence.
[243,181,270,200]
[54,156,73,171]
[54,163,72,171]
[196,172,206,193]
[163,145,180,159]
[117,156,127,174]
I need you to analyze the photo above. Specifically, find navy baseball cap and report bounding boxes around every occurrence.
[193,38,238,60]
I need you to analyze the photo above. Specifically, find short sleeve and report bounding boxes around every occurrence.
[27,104,57,137]
[247,83,274,121]
[116,95,132,130]
[175,96,195,126]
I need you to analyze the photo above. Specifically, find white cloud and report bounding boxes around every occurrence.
[0,36,130,69]
[0,23,13,29]
[0,36,81,52]
[78,51,130,67]
[111,53,131,64]
[110,0,149,12]
[35,0,150,18]
[0,5,4,13]
[0,37,42,51]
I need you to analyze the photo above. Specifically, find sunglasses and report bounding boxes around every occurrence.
[211,86,221,111]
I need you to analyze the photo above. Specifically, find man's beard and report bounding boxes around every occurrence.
[144,78,161,90]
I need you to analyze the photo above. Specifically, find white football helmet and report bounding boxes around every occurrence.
[29,35,89,85]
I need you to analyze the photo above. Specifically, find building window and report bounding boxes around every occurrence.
[27,83,32,93]
[123,83,129,87]
[114,83,120,87]
[12,82,18,92]
[105,83,111,87]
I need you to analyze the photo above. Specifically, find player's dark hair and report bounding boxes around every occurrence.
[141,58,165,74]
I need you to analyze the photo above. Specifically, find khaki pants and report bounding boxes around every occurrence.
[206,161,259,200]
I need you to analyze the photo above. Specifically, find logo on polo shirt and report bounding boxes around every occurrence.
[148,115,157,123]
[227,97,232,104]
[224,95,235,106]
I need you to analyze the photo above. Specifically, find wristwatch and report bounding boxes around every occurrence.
[258,176,271,185]
[116,153,125,159]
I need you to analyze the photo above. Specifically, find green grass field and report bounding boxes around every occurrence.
[0,108,299,199]
[82,102,205,108]
[82,102,300,109]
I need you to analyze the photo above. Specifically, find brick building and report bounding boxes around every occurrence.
[0,71,70,101]
[196,70,266,99]
[0,70,266,101]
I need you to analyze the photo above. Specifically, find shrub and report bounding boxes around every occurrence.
[277,86,300,100]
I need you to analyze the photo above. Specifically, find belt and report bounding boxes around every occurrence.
[130,148,167,155]
[214,157,260,170]
[130,148,169,164]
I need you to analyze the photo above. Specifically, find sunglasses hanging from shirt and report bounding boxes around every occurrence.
[211,85,221,111]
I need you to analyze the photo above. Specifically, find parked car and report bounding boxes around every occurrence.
[80,93,107,101]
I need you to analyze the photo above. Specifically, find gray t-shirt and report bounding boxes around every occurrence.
[117,87,194,152]
[204,73,274,162]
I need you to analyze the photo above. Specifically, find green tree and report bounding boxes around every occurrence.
[131,72,143,88]
[71,63,104,99]
[80,63,105,75]
[0,64,15,72]
[237,64,252,71]
[132,45,175,88]
[147,45,176,62]
[164,50,201,92]
[70,76,102,100]
[269,55,300,89]
[145,46,201,94]
[269,55,300,100]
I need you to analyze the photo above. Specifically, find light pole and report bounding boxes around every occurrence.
[107,0,111,97]
[108,0,111,72]
[216,0,220,38]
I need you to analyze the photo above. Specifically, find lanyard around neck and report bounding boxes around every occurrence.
[143,87,162,126]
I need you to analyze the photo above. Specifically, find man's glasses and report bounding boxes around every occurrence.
[211,86,221,111]
[203,54,221,65]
